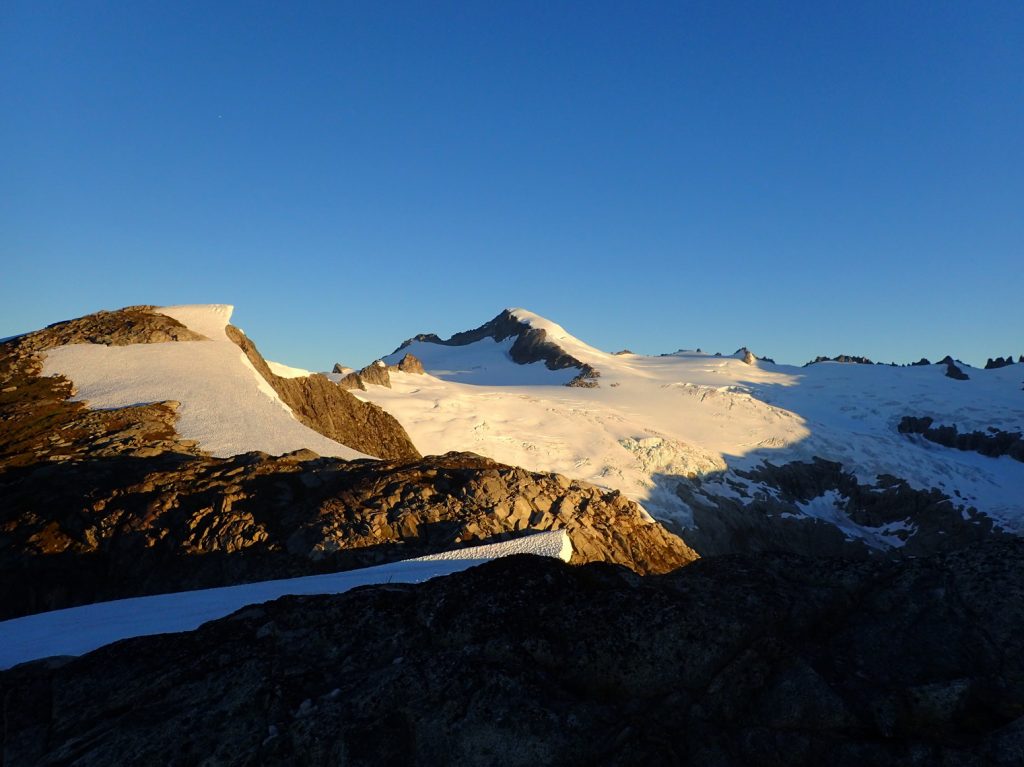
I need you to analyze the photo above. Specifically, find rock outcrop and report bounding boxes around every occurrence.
[354,360,391,388]
[5,540,1024,766]
[985,356,1018,370]
[899,416,1024,463]
[336,355,423,391]
[336,371,366,390]
[6,305,207,351]
[0,451,696,619]
[939,355,970,380]
[394,353,425,374]
[225,326,418,460]
[804,354,874,366]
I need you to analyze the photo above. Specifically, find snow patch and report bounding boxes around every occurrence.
[267,360,312,379]
[0,531,571,669]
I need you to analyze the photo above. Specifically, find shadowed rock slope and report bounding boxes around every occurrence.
[4,541,1024,766]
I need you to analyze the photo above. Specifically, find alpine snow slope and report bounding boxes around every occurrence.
[40,304,368,460]
[348,308,1024,554]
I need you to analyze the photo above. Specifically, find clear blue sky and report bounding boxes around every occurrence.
[2,1,1021,368]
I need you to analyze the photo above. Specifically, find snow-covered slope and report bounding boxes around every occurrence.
[356,309,1024,544]
[41,304,367,459]
[0,530,572,669]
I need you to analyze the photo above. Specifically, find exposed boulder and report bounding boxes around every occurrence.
[225,327,416,459]
[394,353,425,374]
[5,540,1024,765]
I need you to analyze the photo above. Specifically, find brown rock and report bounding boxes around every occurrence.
[224,326,417,460]
[395,353,425,374]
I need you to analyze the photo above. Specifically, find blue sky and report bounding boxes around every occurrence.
[2,1,1021,368]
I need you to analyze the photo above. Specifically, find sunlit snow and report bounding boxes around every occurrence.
[354,309,1024,534]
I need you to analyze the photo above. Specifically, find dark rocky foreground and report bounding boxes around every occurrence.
[5,541,1024,766]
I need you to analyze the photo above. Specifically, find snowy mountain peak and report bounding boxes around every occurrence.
[385,308,602,386]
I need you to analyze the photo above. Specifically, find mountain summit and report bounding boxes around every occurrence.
[386,308,601,386]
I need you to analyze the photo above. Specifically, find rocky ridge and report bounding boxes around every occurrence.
[336,354,426,391]
[0,450,695,620]
[224,326,418,460]
[899,416,1024,463]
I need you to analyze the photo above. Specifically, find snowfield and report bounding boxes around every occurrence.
[0,530,572,669]
[41,304,367,460]
[357,309,1024,536]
